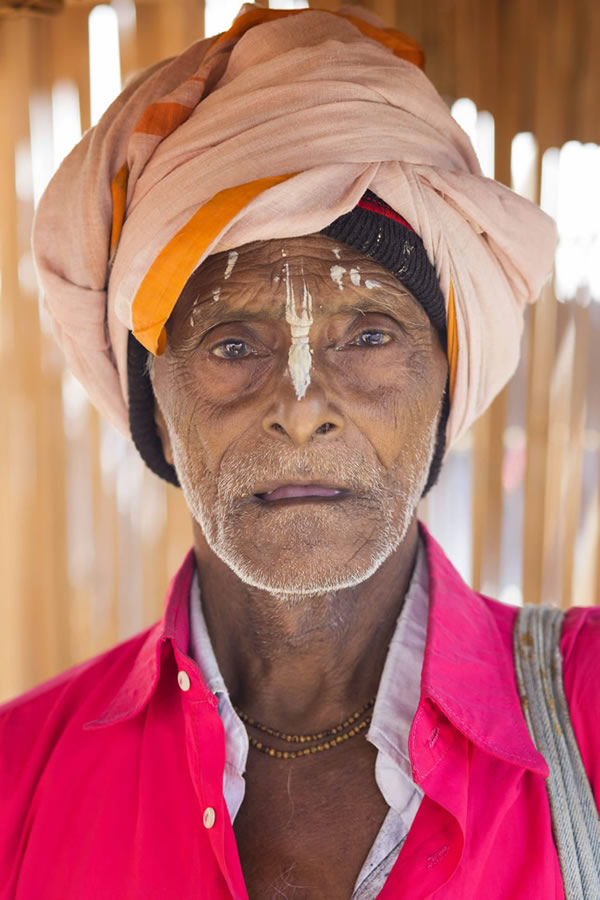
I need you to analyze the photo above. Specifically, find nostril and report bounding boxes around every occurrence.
[271,423,286,435]
[316,422,335,435]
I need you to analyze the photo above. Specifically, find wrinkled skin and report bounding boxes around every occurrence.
[151,234,448,899]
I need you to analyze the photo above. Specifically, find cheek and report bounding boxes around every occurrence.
[343,362,443,470]
[351,391,424,470]
[159,366,263,477]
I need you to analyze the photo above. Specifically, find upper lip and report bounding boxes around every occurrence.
[251,480,350,496]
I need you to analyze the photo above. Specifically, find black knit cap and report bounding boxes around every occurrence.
[128,190,450,493]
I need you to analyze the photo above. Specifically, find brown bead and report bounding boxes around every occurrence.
[243,709,374,759]
[235,696,376,743]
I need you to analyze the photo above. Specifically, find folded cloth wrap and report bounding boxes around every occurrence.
[32,3,557,451]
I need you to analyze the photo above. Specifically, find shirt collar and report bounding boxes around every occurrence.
[189,573,230,696]
[367,535,429,782]
[85,549,200,729]
[419,523,547,775]
[86,530,548,777]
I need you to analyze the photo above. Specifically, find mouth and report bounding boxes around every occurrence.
[253,484,350,502]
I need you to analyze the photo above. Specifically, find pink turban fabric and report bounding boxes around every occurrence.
[32,3,557,451]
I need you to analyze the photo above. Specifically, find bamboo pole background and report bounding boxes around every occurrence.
[0,0,598,703]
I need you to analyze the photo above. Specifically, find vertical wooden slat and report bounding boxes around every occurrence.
[577,0,600,144]
[454,0,481,104]
[30,14,73,682]
[468,0,517,595]
[50,5,91,132]
[88,408,113,657]
[560,302,590,608]
[307,0,339,11]
[419,1,454,101]
[471,390,508,595]
[0,16,29,699]
[476,0,498,116]
[522,282,558,604]
[541,307,575,605]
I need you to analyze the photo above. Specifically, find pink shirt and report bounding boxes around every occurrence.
[1,525,598,899]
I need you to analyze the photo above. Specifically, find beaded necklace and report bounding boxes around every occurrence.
[236,697,375,760]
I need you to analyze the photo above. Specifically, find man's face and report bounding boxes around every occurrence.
[151,235,448,597]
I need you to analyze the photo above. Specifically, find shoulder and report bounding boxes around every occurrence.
[0,625,155,716]
[0,626,163,891]
[561,604,600,667]
[0,626,157,776]
[561,606,600,804]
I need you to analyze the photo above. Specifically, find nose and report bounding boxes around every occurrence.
[263,377,344,447]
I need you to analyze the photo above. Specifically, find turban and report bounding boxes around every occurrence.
[32,3,557,454]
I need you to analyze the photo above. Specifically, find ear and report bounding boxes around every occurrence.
[154,401,174,467]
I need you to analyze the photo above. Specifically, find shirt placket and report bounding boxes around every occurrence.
[174,646,249,900]
[377,699,468,898]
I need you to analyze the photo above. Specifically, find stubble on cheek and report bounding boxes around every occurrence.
[167,411,219,536]
[154,365,221,536]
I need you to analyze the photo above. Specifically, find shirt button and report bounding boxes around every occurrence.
[203,807,216,829]
[177,670,191,692]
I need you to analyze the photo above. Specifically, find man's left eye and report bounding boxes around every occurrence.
[211,341,253,359]
[351,331,392,348]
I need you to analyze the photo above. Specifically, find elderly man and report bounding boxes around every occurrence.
[1,5,598,899]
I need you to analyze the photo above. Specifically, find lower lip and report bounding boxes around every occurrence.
[255,487,348,503]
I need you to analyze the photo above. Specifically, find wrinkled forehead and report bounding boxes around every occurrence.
[172,234,423,321]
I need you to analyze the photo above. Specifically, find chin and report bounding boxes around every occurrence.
[200,509,413,599]
[219,552,392,599]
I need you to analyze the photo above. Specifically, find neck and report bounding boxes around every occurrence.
[191,518,420,732]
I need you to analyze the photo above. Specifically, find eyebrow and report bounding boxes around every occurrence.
[187,302,285,336]
[343,292,417,319]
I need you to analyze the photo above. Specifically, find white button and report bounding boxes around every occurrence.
[203,807,216,829]
[177,670,191,692]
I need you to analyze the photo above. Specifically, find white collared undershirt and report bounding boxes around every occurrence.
[188,539,430,898]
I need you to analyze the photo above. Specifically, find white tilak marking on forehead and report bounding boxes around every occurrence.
[330,265,346,290]
[365,279,383,290]
[332,247,341,260]
[350,267,361,286]
[212,287,221,302]
[223,251,239,280]
[284,263,313,401]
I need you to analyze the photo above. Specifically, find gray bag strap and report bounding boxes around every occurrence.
[513,605,600,898]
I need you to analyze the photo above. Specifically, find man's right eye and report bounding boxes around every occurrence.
[211,340,253,360]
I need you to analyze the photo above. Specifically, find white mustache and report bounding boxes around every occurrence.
[216,444,391,503]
